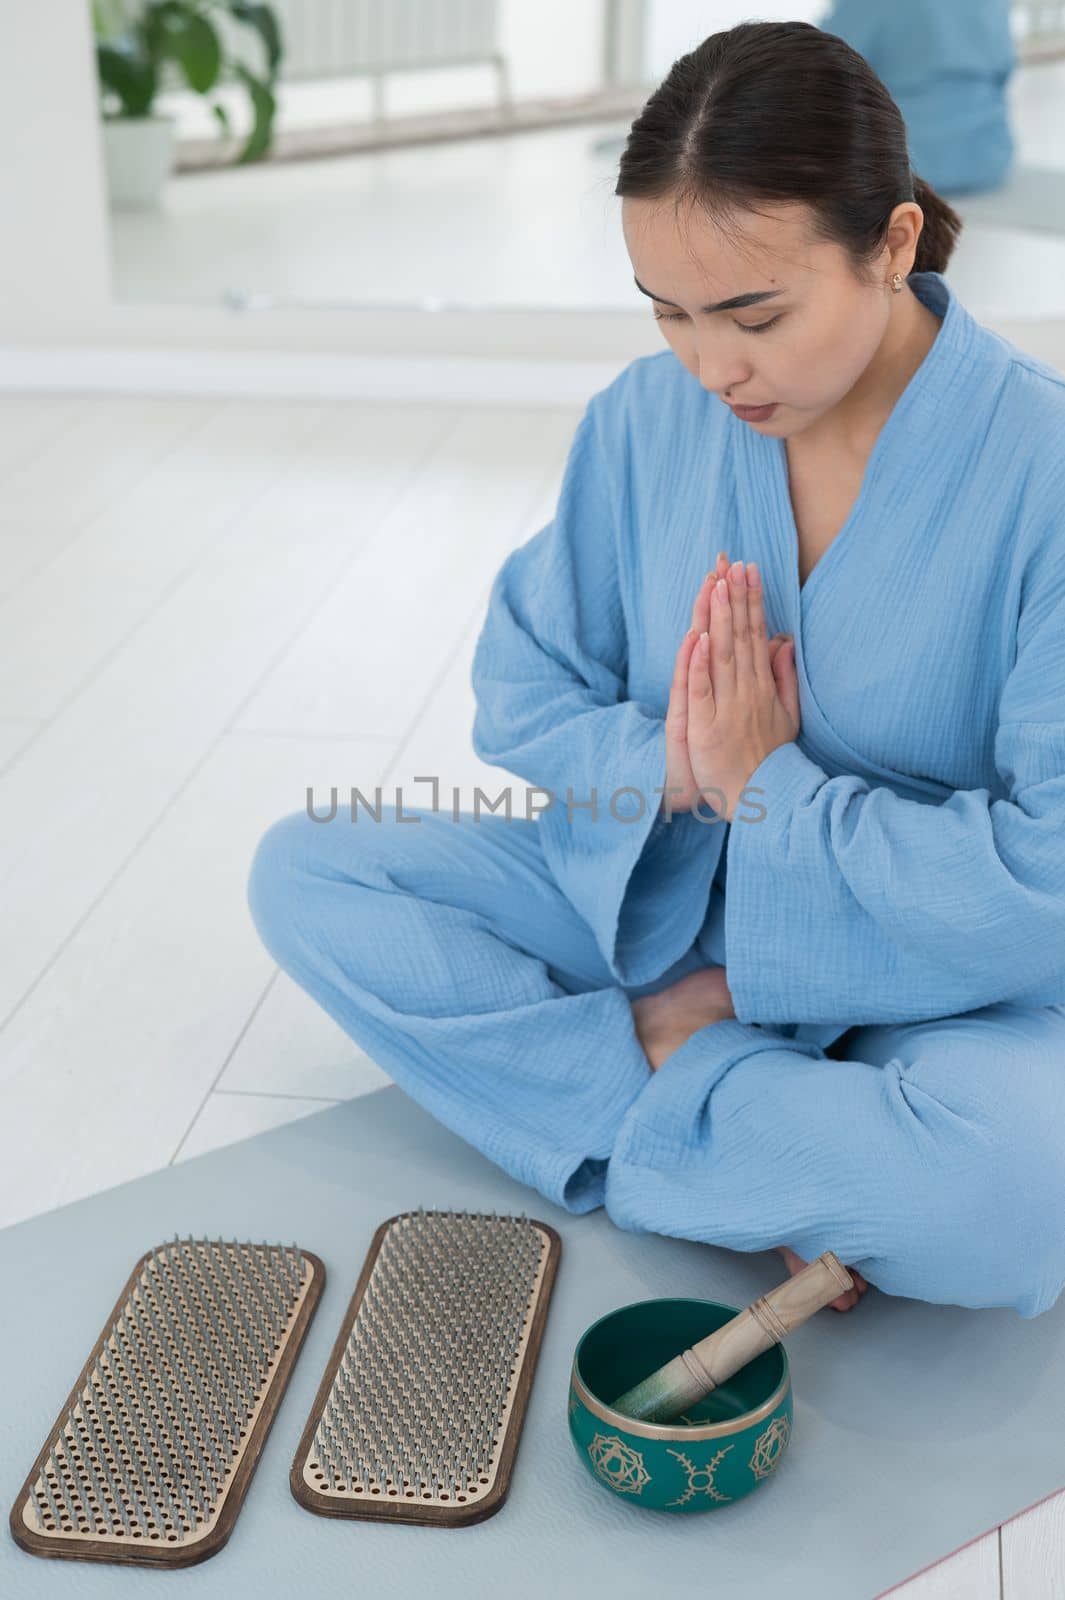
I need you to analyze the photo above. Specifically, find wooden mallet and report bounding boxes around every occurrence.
[609,1251,855,1424]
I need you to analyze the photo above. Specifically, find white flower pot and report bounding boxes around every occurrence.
[101,114,176,210]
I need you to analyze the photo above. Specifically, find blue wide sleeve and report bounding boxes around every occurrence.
[723,548,1065,1024]
[470,391,722,988]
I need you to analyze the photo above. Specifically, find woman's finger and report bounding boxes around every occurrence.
[728,559,754,685]
[691,574,713,637]
[772,638,801,729]
[691,551,731,635]
[667,630,702,807]
[745,561,773,687]
[688,627,714,716]
[691,555,725,634]
[667,629,697,748]
[709,576,736,700]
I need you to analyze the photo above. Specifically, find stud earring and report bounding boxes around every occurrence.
[891,272,904,293]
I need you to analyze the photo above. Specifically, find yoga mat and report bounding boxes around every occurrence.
[3,1085,1063,1598]
[953,163,1065,236]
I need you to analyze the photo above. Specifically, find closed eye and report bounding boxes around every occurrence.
[653,310,783,335]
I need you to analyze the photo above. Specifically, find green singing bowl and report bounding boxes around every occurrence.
[568,1298,793,1514]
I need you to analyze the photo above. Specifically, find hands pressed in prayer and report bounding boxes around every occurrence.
[676,552,800,824]
[663,551,796,816]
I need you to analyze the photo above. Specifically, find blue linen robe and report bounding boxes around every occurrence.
[472,270,1065,1029]
[247,269,1065,1316]
[821,0,1015,194]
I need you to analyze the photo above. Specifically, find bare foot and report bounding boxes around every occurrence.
[774,1245,870,1312]
[630,966,735,1072]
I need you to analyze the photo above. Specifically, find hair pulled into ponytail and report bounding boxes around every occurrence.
[615,20,963,282]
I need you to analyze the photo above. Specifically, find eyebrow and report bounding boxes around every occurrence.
[632,275,786,313]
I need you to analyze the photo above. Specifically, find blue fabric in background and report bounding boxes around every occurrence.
[822,0,1016,194]
[248,273,1065,1320]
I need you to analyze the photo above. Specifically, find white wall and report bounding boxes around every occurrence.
[0,3,111,342]
[646,0,830,79]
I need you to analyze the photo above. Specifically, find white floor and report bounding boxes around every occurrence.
[108,62,1065,320]
[0,387,1063,1596]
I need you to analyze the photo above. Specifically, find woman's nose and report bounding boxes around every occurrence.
[698,352,752,398]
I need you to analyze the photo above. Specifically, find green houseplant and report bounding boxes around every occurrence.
[92,0,284,207]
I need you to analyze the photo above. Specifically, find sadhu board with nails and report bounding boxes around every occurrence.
[290,1207,561,1527]
[9,1236,325,1568]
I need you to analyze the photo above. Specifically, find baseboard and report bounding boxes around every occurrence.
[0,346,629,405]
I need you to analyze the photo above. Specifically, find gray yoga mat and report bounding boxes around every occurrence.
[953,163,1065,235]
[3,1085,1063,1599]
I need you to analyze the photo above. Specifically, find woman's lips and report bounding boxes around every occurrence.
[729,401,778,422]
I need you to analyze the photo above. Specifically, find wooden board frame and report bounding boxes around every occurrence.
[290,1211,561,1528]
[9,1241,326,1569]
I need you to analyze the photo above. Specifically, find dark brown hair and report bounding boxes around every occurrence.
[614,20,963,283]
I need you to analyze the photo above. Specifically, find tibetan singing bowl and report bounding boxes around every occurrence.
[568,1297,793,1514]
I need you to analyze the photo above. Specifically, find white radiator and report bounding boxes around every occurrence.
[269,0,502,82]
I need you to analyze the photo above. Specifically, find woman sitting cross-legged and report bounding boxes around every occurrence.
[247,22,1065,1321]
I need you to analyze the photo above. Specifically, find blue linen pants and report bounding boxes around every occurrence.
[247,801,1065,1319]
